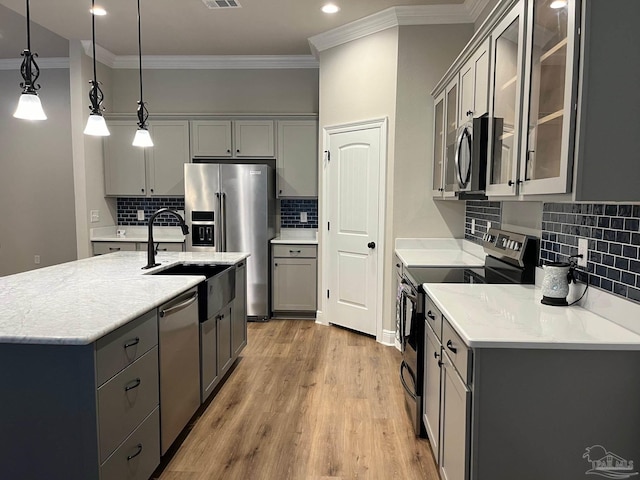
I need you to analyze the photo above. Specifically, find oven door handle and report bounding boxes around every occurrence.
[400,360,417,401]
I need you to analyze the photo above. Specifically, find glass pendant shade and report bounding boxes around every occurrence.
[84,113,110,136]
[133,128,153,147]
[14,92,47,120]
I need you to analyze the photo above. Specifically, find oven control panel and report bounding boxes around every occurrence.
[482,228,537,267]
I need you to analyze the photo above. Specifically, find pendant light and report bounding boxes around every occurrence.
[132,0,153,147]
[13,0,47,121]
[84,0,110,136]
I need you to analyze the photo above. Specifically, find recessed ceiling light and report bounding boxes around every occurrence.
[322,3,340,14]
[90,6,107,15]
[549,0,567,8]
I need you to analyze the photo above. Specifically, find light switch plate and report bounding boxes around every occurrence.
[471,218,476,234]
[90,210,99,223]
[577,238,588,267]
[300,212,308,223]
[137,210,145,221]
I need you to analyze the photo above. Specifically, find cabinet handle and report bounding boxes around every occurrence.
[427,311,436,321]
[227,149,231,154]
[508,180,515,186]
[123,337,140,349]
[279,189,283,194]
[446,340,457,354]
[275,263,278,267]
[150,188,154,193]
[289,250,301,254]
[466,110,473,116]
[434,351,440,359]
[141,188,145,193]
[216,313,225,321]
[396,263,401,268]
[438,360,444,367]
[124,378,141,392]
[108,247,121,251]
[236,149,240,153]
[127,444,143,461]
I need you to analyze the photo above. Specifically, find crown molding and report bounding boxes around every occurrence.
[0,57,70,70]
[308,0,490,55]
[111,54,318,69]
[81,40,117,68]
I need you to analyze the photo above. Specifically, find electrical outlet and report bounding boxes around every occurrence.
[471,218,476,234]
[90,210,99,223]
[487,221,492,230]
[137,210,145,221]
[34,255,40,265]
[300,212,308,223]
[577,237,588,267]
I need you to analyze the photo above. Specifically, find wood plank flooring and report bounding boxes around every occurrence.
[154,320,438,480]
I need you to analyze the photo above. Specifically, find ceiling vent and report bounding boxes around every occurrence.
[202,0,241,8]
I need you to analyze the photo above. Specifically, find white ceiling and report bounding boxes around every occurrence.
[0,0,471,59]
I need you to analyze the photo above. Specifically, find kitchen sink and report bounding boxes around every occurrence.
[152,263,230,279]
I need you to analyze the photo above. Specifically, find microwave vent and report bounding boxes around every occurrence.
[202,0,241,8]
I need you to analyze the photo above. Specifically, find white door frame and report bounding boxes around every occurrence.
[318,117,388,343]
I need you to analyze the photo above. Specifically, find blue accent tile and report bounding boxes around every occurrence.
[629,287,640,302]
[619,205,633,217]
[622,272,636,286]
[600,278,613,291]
[625,218,639,231]
[616,231,631,244]
[609,243,622,256]
[615,257,629,271]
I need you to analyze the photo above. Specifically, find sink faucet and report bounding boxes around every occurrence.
[142,208,189,269]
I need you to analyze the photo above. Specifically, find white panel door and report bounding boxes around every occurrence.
[327,127,380,336]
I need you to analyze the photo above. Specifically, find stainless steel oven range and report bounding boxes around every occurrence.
[398,228,539,437]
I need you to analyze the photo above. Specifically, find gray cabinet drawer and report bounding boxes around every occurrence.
[272,244,317,258]
[93,242,137,255]
[143,242,184,253]
[98,347,159,463]
[100,408,160,480]
[96,310,158,386]
[442,318,472,384]
[425,297,443,341]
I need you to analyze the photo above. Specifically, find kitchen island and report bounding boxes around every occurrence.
[422,283,640,480]
[0,251,249,480]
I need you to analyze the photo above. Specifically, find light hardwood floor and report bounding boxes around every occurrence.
[154,319,438,480]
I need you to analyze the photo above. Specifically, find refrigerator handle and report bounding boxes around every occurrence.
[221,192,227,252]
[215,192,222,251]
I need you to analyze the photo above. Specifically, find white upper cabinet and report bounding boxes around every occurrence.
[190,120,274,158]
[442,77,460,198]
[458,39,490,124]
[518,0,579,195]
[234,120,275,157]
[486,1,526,196]
[104,120,189,197]
[432,92,446,198]
[190,121,232,157]
[277,120,318,197]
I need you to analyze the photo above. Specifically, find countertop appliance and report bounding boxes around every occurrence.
[158,287,200,455]
[398,228,538,437]
[540,261,574,306]
[184,163,276,320]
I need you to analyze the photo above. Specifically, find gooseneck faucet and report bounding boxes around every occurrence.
[142,208,189,269]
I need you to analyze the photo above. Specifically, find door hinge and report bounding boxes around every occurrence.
[324,150,331,162]
[327,289,330,299]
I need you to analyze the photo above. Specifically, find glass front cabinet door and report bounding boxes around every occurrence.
[432,92,446,197]
[518,0,579,195]
[486,1,526,196]
[443,78,460,198]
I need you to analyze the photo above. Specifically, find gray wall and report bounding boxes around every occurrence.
[318,23,474,334]
[110,68,319,114]
[0,68,77,275]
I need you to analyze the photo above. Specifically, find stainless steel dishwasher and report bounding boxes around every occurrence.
[158,287,200,455]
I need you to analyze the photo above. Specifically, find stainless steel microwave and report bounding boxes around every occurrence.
[448,115,489,200]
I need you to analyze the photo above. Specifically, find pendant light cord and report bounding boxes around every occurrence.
[91,0,97,84]
[25,0,31,52]
[137,0,143,105]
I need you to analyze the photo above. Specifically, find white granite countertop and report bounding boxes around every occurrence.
[395,238,485,268]
[271,228,318,245]
[423,283,640,350]
[90,226,185,243]
[0,251,249,346]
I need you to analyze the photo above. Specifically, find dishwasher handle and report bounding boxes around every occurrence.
[160,292,198,318]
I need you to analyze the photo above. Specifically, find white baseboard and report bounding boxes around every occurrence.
[315,309,328,326]
[380,329,396,346]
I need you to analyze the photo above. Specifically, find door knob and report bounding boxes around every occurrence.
[367,242,376,249]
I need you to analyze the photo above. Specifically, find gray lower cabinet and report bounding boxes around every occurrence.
[272,244,317,314]
[92,242,184,256]
[423,293,640,480]
[0,310,160,480]
[232,260,247,357]
[216,304,233,376]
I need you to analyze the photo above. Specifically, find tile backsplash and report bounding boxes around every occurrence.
[541,203,640,304]
[117,198,185,226]
[464,200,502,244]
[280,199,318,228]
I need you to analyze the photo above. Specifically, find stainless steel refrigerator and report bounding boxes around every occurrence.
[184,163,276,320]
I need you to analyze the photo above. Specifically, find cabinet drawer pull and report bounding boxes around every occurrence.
[427,311,436,321]
[446,340,457,354]
[108,247,121,251]
[127,443,143,461]
[124,378,141,392]
[289,250,301,254]
[123,337,140,349]
[434,351,440,359]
